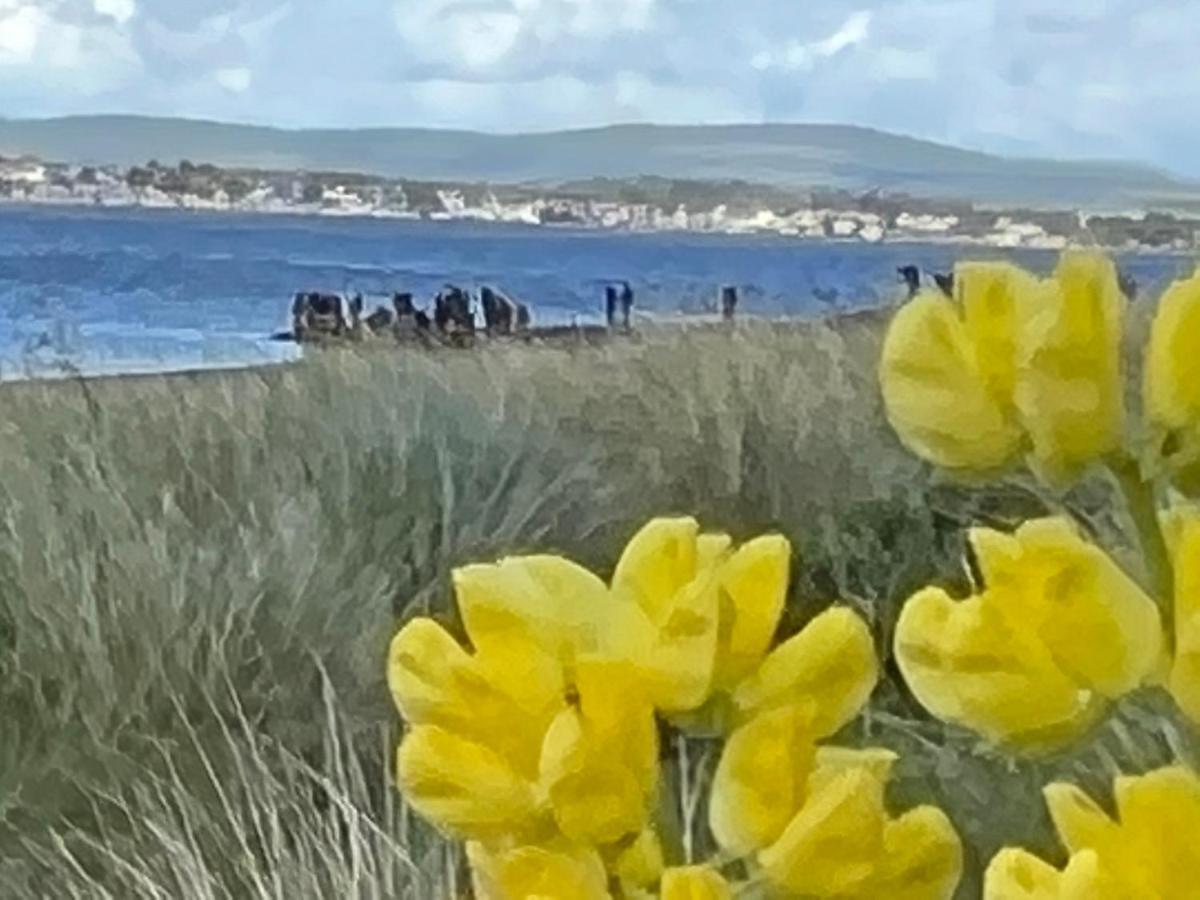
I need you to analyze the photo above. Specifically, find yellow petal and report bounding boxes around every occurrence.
[467,841,611,900]
[648,568,721,712]
[807,746,898,799]
[708,704,818,856]
[1042,782,1118,857]
[540,656,659,845]
[733,606,878,737]
[880,291,1023,471]
[894,586,1101,749]
[970,518,1164,699]
[1145,269,1200,433]
[1110,766,1200,896]
[386,619,565,777]
[611,517,701,624]
[1015,251,1124,482]
[660,866,733,900]
[386,618,476,724]
[983,848,1064,900]
[957,261,1037,406]
[984,848,1123,900]
[1168,508,1200,723]
[396,725,546,842]
[758,766,887,897]
[712,534,791,690]
[610,828,665,891]
[870,805,963,900]
[454,555,611,664]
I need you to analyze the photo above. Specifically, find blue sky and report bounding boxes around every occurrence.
[2,0,1198,176]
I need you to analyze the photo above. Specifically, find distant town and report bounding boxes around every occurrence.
[2,153,1198,254]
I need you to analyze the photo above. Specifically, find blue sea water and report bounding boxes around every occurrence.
[0,205,1194,380]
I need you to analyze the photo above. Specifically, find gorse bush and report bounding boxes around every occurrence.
[388,252,1200,899]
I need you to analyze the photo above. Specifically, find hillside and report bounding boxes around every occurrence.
[2,116,1199,212]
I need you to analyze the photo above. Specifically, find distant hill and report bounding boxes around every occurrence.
[2,115,1199,213]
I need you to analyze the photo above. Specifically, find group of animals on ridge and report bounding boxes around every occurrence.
[285,280,743,346]
[283,263,1139,348]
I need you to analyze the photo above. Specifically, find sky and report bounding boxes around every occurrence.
[1,0,1198,176]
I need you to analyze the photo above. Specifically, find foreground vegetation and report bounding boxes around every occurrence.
[0,315,1193,898]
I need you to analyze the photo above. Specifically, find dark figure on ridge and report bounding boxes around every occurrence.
[434,285,475,338]
[721,285,739,321]
[932,272,955,298]
[898,265,922,299]
[619,281,635,329]
[292,291,349,340]
[1118,269,1139,301]
[481,286,518,335]
[605,285,619,328]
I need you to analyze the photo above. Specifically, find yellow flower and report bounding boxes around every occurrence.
[539,656,659,846]
[708,706,960,899]
[467,840,611,900]
[1014,251,1125,483]
[608,519,877,733]
[894,516,1163,749]
[713,736,962,899]
[984,765,1200,899]
[389,555,658,845]
[880,253,1125,482]
[879,264,1029,471]
[659,866,733,900]
[609,828,665,895]
[1166,506,1200,723]
[1145,268,1200,493]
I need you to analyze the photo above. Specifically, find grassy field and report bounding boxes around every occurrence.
[0,317,1193,899]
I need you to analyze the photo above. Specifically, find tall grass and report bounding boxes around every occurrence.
[0,318,1193,898]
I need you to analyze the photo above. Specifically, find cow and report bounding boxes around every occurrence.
[292,291,349,340]
[365,306,395,333]
[481,286,519,335]
[392,292,418,318]
[434,286,475,339]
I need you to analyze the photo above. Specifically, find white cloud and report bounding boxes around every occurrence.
[215,66,251,92]
[753,9,871,73]
[0,5,40,64]
[94,0,136,26]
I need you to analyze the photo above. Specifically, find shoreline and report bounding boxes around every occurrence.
[1,196,1195,257]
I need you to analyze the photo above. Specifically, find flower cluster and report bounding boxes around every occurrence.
[388,518,963,898]
[879,252,1200,896]
[384,250,1200,898]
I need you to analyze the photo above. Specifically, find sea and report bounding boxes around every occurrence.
[0,204,1194,381]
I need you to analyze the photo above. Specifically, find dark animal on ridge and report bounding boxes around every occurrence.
[1118,270,1138,301]
[897,266,922,299]
[481,286,519,335]
[434,286,475,336]
[293,291,349,340]
[365,306,394,333]
[393,292,417,318]
[932,272,955,298]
